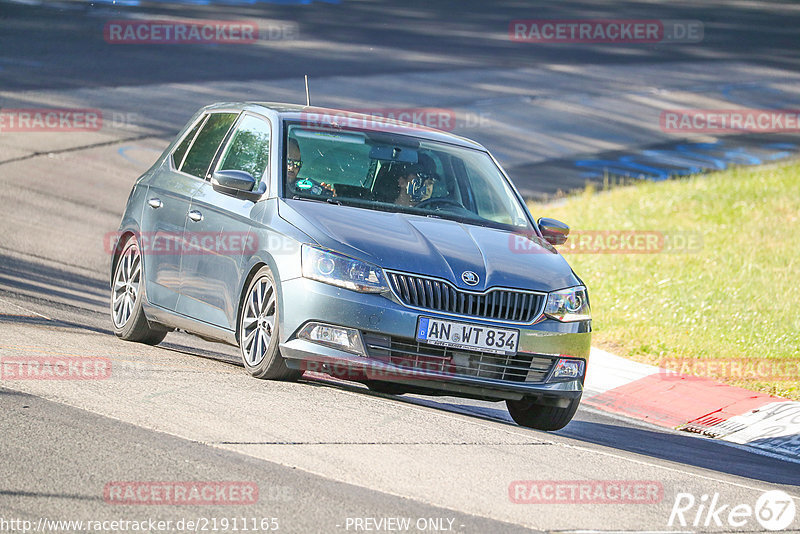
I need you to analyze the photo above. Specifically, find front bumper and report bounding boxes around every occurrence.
[279,277,591,402]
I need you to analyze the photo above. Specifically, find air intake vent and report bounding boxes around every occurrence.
[363,333,555,383]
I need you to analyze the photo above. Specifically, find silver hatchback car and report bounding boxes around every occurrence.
[111,102,591,430]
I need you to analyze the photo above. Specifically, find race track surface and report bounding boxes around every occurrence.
[1,1,799,532]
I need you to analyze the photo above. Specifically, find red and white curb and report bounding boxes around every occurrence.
[584,347,800,463]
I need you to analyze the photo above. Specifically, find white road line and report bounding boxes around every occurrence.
[0,296,51,320]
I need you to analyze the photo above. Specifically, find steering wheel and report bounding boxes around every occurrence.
[414,197,464,210]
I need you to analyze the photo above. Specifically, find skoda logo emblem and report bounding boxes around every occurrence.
[461,271,479,286]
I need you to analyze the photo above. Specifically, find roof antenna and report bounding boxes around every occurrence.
[304,75,311,106]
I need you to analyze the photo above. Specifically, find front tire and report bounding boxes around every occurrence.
[506,396,581,431]
[238,266,301,381]
[111,236,168,345]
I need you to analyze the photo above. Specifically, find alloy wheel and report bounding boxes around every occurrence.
[241,276,276,366]
[112,242,142,328]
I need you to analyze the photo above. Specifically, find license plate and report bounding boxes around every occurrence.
[416,317,519,355]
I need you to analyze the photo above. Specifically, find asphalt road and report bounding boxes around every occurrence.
[1,0,799,532]
[1,387,539,534]
[2,0,799,91]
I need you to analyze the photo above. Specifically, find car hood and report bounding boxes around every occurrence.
[279,199,579,292]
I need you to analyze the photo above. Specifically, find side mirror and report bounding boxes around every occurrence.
[537,217,569,246]
[212,170,266,201]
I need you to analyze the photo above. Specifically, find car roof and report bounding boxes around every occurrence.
[201,102,486,151]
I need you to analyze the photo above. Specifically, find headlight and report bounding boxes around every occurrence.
[302,245,387,293]
[544,286,591,322]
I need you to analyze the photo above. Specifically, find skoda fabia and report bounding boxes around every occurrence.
[110,102,591,430]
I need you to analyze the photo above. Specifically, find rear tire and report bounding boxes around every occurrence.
[506,396,581,431]
[238,266,301,381]
[111,235,168,345]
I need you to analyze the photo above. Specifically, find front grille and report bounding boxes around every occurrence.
[363,333,555,383]
[386,272,545,324]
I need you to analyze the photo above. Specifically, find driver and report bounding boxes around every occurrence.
[287,137,302,181]
[288,136,338,195]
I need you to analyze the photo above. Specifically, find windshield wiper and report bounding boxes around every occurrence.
[291,195,330,204]
[326,197,376,209]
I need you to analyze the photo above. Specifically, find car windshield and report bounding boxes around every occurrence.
[282,122,532,231]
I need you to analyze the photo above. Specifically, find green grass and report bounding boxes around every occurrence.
[529,161,800,400]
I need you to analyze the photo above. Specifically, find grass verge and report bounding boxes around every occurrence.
[528,161,800,400]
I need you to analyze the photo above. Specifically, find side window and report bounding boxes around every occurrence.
[217,114,271,185]
[171,117,205,169]
[180,112,238,178]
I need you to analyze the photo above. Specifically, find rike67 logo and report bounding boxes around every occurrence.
[668,490,796,531]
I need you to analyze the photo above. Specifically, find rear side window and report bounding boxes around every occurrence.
[180,112,238,178]
[217,114,271,185]
[171,118,204,170]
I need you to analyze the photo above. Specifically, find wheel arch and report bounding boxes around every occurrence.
[235,254,283,345]
[110,229,138,288]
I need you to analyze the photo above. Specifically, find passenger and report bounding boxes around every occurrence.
[394,164,437,207]
[372,155,441,206]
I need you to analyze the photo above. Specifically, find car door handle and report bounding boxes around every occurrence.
[148,198,162,209]
[187,210,203,222]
